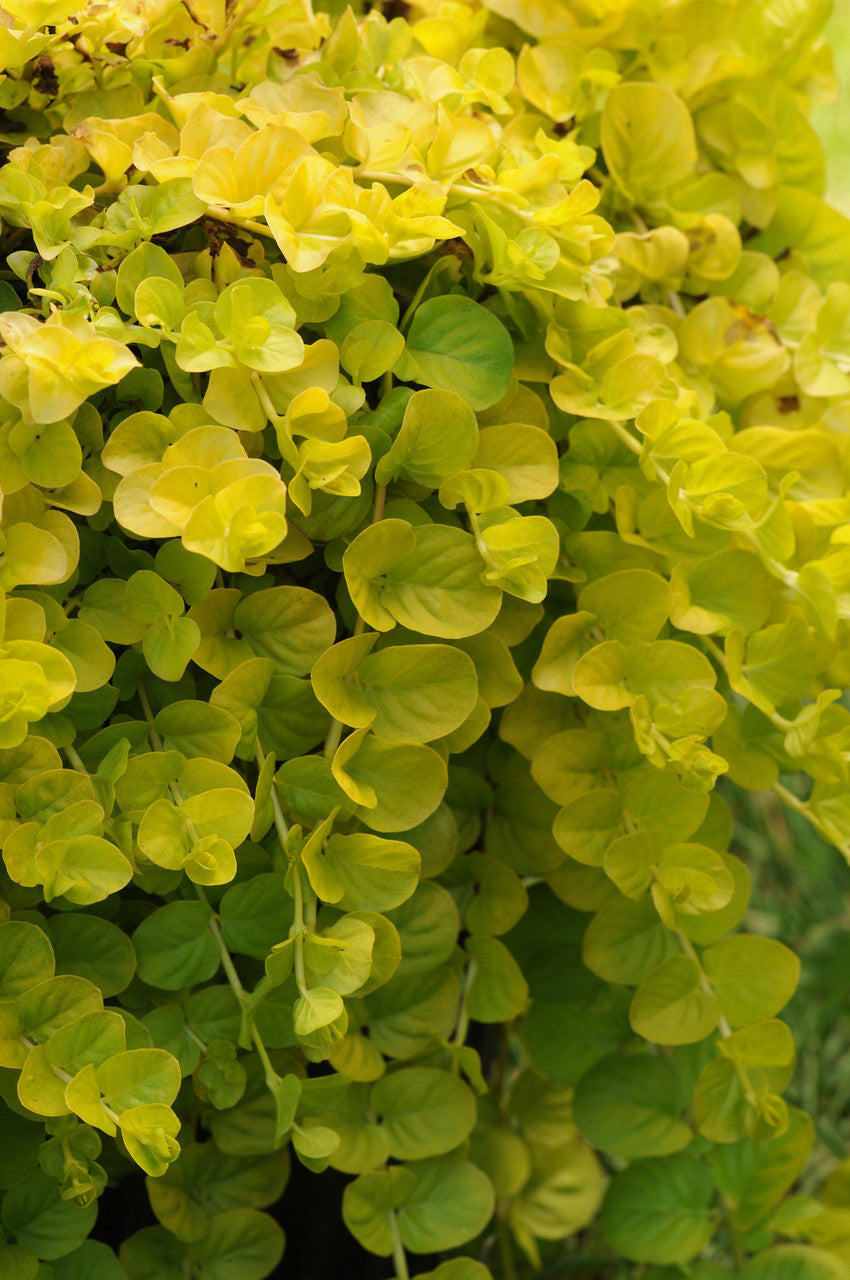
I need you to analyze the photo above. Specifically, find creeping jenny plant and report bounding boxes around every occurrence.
[3,0,850,1276]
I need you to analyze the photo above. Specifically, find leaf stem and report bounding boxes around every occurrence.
[256,745,309,993]
[137,682,165,751]
[63,742,88,773]
[390,1215,410,1280]
[452,958,476,1048]
[676,928,733,1039]
[202,892,246,998]
[773,781,850,863]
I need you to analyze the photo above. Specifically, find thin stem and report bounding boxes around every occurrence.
[452,959,477,1048]
[208,0,264,53]
[137,683,164,751]
[372,483,387,525]
[773,781,850,863]
[353,166,542,224]
[291,863,308,995]
[676,928,733,1039]
[251,1025,280,1085]
[256,746,309,993]
[20,1035,121,1124]
[702,636,793,739]
[63,743,87,773]
[323,719,344,760]
[390,1215,410,1280]
[202,891,246,998]
[251,371,285,426]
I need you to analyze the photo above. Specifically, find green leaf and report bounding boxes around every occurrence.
[143,615,200,683]
[702,935,800,1026]
[50,1241,128,1280]
[133,902,220,991]
[119,1226,184,1280]
[397,296,513,412]
[188,1209,284,1280]
[16,975,102,1043]
[462,853,528,937]
[388,882,460,974]
[342,1166,416,1256]
[710,1108,814,1235]
[397,1158,495,1253]
[293,987,346,1037]
[371,1068,476,1160]
[601,82,698,203]
[599,1154,715,1264]
[508,1140,606,1250]
[312,636,478,743]
[365,968,460,1059]
[344,520,501,640]
[375,389,479,488]
[578,570,672,645]
[220,874,295,960]
[154,701,242,765]
[0,1170,97,1261]
[116,243,184,317]
[0,1109,42,1191]
[303,830,420,912]
[523,988,631,1087]
[630,955,721,1045]
[332,730,447,832]
[413,1263,493,1280]
[0,1243,39,1280]
[233,587,336,677]
[583,896,679,986]
[473,423,559,504]
[463,935,529,1022]
[573,1054,692,1159]
[0,921,54,999]
[275,756,355,822]
[740,1247,848,1280]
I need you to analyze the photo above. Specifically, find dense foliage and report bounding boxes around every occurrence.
[4,0,850,1276]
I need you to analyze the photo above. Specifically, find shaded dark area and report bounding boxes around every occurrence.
[93,1156,418,1277]
[95,1168,155,1250]
[273,1163,397,1280]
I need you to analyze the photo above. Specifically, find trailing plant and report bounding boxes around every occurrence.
[3,0,850,1276]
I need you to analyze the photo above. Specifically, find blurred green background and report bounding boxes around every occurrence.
[814,0,850,211]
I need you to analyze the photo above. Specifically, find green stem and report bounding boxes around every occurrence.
[250,371,285,426]
[773,781,850,863]
[137,683,165,751]
[676,928,733,1038]
[202,895,246,998]
[20,1035,121,1125]
[63,743,87,773]
[452,959,476,1048]
[256,745,309,994]
[250,1024,281,1086]
[208,0,264,53]
[323,719,344,760]
[390,1215,410,1280]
